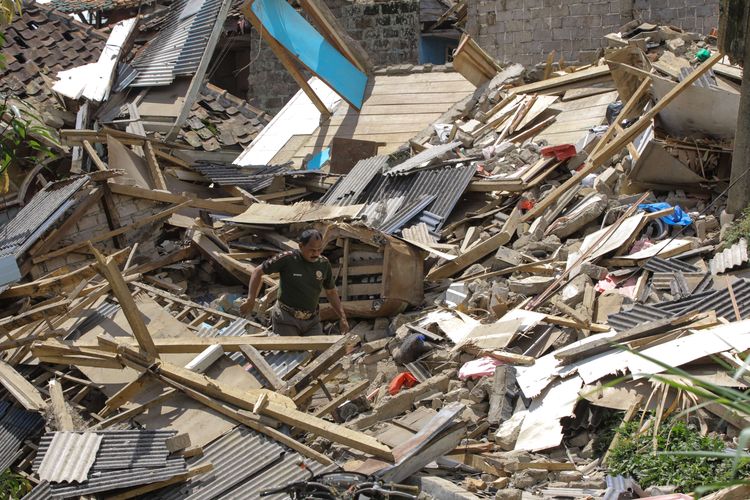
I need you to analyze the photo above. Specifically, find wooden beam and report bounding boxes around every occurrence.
[427,206,521,281]
[48,379,75,431]
[293,363,343,406]
[239,344,285,390]
[313,379,369,418]
[144,142,168,190]
[108,183,246,215]
[93,389,177,429]
[283,334,356,395]
[262,402,393,460]
[298,0,368,73]
[100,182,128,249]
[158,375,334,465]
[68,335,341,353]
[33,202,189,264]
[240,0,332,118]
[81,140,108,171]
[60,128,192,150]
[0,360,46,411]
[92,247,159,359]
[100,371,152,417]
[0,300,70,331]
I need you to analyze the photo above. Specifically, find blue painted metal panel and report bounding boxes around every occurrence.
[250,0,367,109]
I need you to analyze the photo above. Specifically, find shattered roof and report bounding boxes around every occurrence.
[124,0,231,87]
[180,83,271,151]
[50,0,151,13]
[0,2,107,118]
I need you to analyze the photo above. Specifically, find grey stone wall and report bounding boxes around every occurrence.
[466,0,720,67]
[341,0,420,66]
[246,0,420,114]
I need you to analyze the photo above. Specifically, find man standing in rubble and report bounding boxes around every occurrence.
[240,229,349,336]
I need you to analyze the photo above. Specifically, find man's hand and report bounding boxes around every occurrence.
[340,317,350,334]
[240,298,255,317]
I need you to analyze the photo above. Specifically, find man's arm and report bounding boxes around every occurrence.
[324,288,349,333]
[240,266,265,316]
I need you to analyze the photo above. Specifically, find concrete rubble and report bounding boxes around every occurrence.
[0,2,749,499]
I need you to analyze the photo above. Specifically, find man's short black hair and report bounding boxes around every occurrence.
[298,229,323,246]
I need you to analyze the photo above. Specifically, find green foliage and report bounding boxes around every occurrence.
[592,410,624,458]
[724,205,750,247]
[607,419,750,492]
[0,468,30,499]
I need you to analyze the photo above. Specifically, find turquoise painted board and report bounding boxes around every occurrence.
[251,0,367,109]
[306,147,331,170]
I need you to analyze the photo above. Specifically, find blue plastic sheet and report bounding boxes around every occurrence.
[250,0,367,109]
[638,202,692,226]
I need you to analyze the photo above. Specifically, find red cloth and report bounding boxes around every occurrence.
[388,372,419,395]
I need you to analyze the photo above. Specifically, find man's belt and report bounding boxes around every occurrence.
[278,302,317,320]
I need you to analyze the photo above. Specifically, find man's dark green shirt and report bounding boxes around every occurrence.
[262,250,335,312]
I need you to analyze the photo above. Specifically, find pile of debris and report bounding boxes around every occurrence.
[1,2,750,498]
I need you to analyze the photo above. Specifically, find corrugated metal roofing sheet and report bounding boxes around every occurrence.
[0,176,88,259]
[63,301,121,341]
[192,164,303,193]
[21,480,51,500]
[220,451,337,500]
[643,256,699,273]
[378,194,436,234]
[126,0,230,87]
[37,432,103,483]
[0,404,44,471]
[321,156,388,206]
[48,457,187,498]
[361,163,474,231]
[385,141,461,176]
[608,279,750,330]
[34,430,175,473]
[152,426,285,500]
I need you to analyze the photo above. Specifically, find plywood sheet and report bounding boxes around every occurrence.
[652,76,740,139]
[535,91,618,146]
[289,72,474,166]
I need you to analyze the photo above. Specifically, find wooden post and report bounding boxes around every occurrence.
[92,246,159,359]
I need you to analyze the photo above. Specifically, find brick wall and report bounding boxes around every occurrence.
[30,193,166,279]
[467,0,720,67]
[246,0,420,114]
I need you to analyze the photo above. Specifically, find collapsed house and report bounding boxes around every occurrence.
[1,0,750,498]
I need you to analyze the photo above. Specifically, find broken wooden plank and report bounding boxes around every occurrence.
[0,360,46,411]
[239,344,285,390]
[48,379,75,431]
[313,379,369,419]
[108,183,246,215]
[427,205,521,280]
[65,335,341,353]
[144,142,168,190]
[283,334,357,395]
